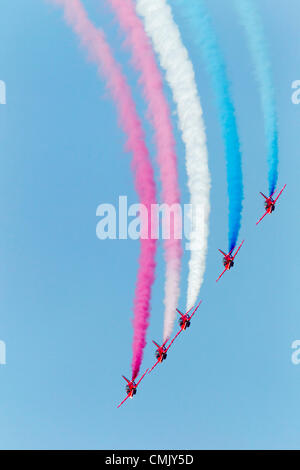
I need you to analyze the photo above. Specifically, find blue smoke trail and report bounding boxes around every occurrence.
[173,0,243,252]
[235,0,278,196]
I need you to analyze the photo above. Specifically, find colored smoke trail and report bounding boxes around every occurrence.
[136,0,211,311]
[174,0,243,252]
[107,0,182,340]
[50,0,157,380]
[235,0,278,196]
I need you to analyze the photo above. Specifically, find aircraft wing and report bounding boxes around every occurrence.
[176,308,184,317]
[256,211,268,225]
[274,184,286,203]
[233,240,244,259]
[218,249,227,256]
[166,329,182,351]
[216,267,227,282]
[148,359,160,374]
[228,246,235,256]
[136,368,149,386]
[117,393,130,409]
[177,305,194,317]
[189,300,202,320]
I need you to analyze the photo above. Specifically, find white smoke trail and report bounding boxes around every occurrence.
[136,0,211,310]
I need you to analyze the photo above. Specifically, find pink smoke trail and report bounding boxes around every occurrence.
[49,0,157,380]
[107,0,182,341]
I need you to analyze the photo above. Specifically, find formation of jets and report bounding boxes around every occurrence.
[117,301,202,408]
[118,184,286,408]
[216,183,286,282]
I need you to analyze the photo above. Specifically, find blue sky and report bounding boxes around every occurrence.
[0,0,299,449]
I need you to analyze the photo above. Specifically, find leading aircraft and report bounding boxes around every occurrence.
[256,184,286,225]
[117,369,148,408]
[216,240,244,282]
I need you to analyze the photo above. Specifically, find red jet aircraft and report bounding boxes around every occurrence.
[256,184,286,225]
[216,240,244,282]
[176,301,202,332]
[148,338,176,373]
[117,369,148,408]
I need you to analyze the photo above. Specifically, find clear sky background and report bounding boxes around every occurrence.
[0,0,299,450]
